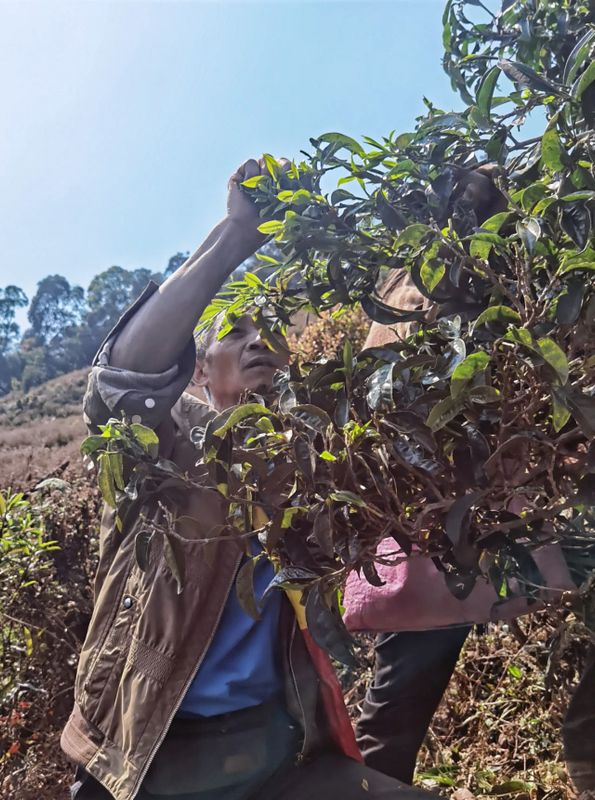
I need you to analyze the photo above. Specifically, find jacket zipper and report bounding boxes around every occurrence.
[288,619,309,763]
[130,550,243,799]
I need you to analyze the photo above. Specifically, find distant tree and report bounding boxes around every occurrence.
[27,275,85,345]
[0,285,28,352]
[0,351,23,395]
[0,255,198,395]
[163,252,189,278]
[83,266,160,351]
[11,276,87,392]
[18,339,52,393]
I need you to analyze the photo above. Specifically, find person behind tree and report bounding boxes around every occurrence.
[341,167,502,786]
[345,169,578,789]
[62,157,435,800]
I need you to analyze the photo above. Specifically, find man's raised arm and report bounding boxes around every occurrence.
[109,158,269,374]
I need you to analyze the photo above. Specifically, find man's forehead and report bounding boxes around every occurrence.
[217,314,257,338]
[234,314,257,327]
[209,313,256,345]
[200,310,285,350]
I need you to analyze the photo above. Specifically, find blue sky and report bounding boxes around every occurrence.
[1,0,459,310]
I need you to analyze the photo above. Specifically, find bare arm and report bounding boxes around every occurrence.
[110,159,268,374]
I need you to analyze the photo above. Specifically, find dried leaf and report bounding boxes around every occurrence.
[313,508,335,558]
[236,555,262,621]
[305,586,357,666]
[445,491,483,547]
[163,535,184,595]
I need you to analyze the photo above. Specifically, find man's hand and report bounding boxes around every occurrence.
[226,157,290,251]
[226,158,264,222]
[454,164,508,224]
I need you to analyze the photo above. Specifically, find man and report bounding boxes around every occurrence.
[62,157,434,800]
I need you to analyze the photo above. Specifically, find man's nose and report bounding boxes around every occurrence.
[246,332,266,350]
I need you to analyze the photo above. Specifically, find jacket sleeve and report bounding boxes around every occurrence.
[82,281,197,432]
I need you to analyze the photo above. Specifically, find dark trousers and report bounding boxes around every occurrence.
[72,704,435,800]
[563,643,595,793]
[356,627,471,785]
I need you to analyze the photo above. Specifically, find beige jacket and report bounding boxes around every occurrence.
[61,285,329,800]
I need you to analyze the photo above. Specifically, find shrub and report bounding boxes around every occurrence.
[0,481,100,798]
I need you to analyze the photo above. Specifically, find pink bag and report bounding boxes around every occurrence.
[343,538,575,633]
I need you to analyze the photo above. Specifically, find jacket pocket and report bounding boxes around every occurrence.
[75,556,140,724]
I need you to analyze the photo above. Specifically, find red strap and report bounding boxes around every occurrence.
[299,629,363,762]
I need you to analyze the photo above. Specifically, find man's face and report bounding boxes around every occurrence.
[195,315,289,410]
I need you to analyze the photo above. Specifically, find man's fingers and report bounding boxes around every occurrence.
[452,169,493,209]
[231,155,290,187]
[256,155,291,175]
[475,163,502,179]
[231,158,261,186]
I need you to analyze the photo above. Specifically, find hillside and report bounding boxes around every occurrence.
[0,368,89,486]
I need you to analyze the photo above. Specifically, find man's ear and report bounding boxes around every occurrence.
[193,360,209,387]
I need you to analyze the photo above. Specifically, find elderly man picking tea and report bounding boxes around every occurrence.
[62,157,434,800]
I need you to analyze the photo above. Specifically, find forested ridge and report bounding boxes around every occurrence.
[0,240,275,397]
[0,253,188,395]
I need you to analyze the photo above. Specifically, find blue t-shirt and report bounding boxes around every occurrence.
[178,546,283,717]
